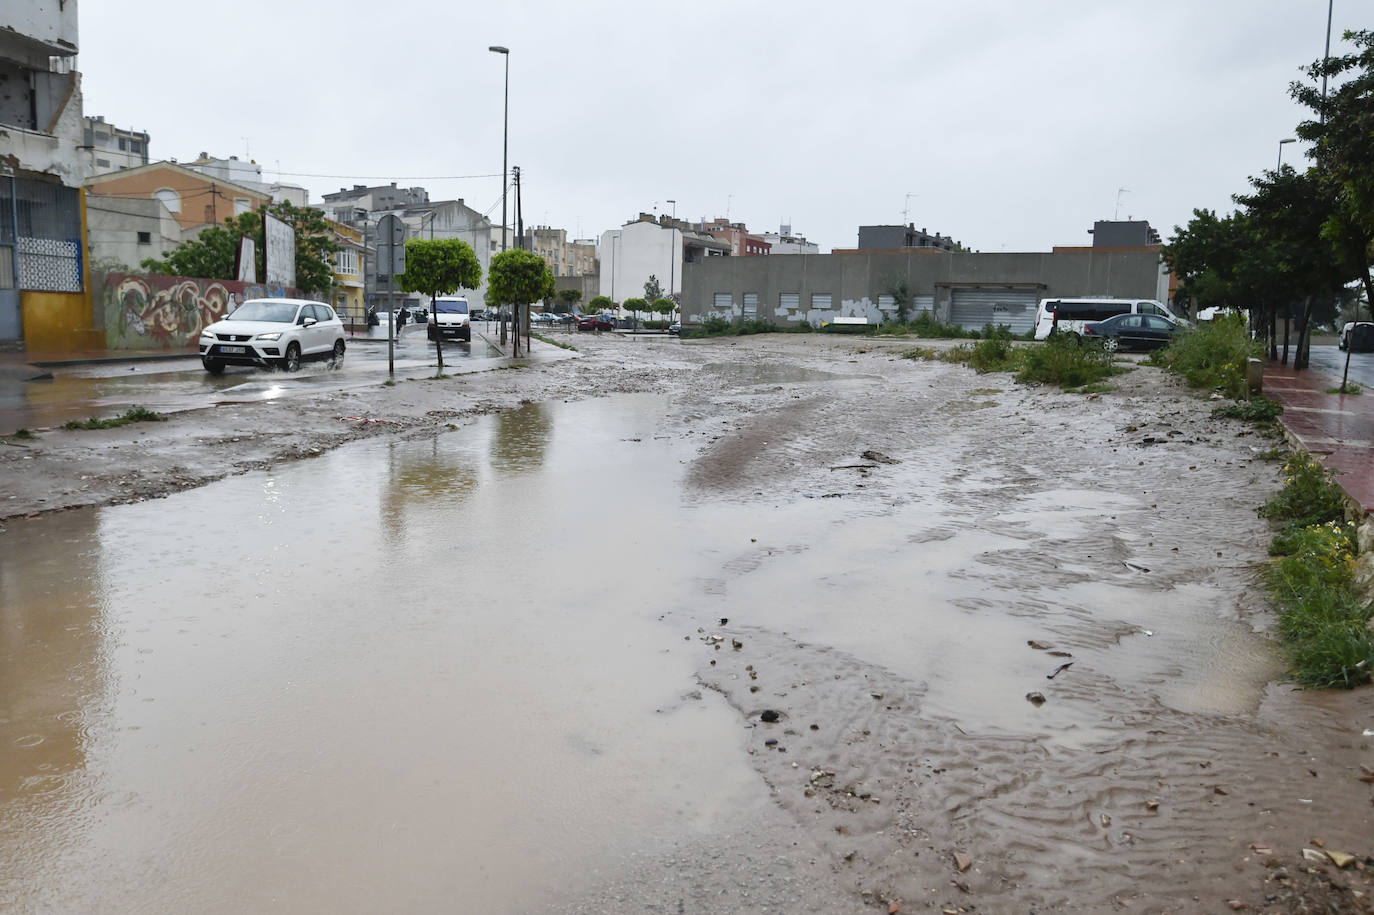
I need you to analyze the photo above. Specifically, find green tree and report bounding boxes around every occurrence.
[588,295,614,313]
[623,296,648,328]
[883,274,912,323]
[652,297,675,320]
[142,200,338,295]
[398,237,482,372]
[488,249,555,357]
[643,275,663,303]
[557,288,582,313]
[1292,28,1374,326]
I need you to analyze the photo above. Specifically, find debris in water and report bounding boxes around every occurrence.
[1100,813,1111,827]
[732,639,743,650]
[760,709,780,723]
[720,617,729,625]
[952,852,972,872]
[1048,650,1073,657]
[1046,662,1074,679]
[1027,640,1052,650]
[1123,560,1150,573]
[1326,850,1356,868]
[1302,848,1328,864]
[861,450,899,464]
[1025,692,1046,706]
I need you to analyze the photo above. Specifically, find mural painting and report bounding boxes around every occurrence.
[102,273,294,350]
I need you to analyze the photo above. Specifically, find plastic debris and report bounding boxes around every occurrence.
[1046,662,1074,679]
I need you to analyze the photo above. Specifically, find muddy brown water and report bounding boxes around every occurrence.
[2,345,1371,913]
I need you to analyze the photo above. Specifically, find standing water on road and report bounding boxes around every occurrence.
[1,349,1364,912]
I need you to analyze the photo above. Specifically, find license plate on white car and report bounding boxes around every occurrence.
[219,345,246,354]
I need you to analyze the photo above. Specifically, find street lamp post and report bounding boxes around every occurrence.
[1277,138,1296,172]
[489,46,509,255]
[666,199,677,314]
[489,45,509,349]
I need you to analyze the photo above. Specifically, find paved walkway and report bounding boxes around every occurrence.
[1263,359,1374,515]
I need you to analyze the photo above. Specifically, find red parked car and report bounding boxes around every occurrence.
[576,314,615,332]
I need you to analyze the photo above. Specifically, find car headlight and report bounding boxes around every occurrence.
[199,329,214,339]
[255,332,283,341]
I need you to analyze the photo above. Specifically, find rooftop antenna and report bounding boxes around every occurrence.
[903,192,915,225]
[1114,187,1129,220]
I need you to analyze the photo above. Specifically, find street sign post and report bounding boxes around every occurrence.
[377,214,406,375]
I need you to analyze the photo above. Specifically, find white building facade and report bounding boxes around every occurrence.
[598,219,683,303]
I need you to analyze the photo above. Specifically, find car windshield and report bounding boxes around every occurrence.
[435,301,468,314]
[226,301,298,323]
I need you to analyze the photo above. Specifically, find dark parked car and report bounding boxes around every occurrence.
[576,314,615,332]
[668,323,681,336]
[1081,313,1183,352]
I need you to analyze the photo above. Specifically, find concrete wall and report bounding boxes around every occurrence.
[86,196,181,272]
[98,272,294,350]
[2,0,79,60]
[680,249,1164,326]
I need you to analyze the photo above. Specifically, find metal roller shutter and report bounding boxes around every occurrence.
[949,287,1039,334]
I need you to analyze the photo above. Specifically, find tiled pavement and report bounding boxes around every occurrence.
[1263,360,1374,515]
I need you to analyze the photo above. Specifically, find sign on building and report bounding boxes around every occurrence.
[263,212,295,288]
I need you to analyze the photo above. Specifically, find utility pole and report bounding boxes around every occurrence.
[513,165,524,356]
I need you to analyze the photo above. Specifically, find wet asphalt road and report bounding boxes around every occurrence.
[0,324,524,436]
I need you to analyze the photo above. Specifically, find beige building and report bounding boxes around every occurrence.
[86,161,272,236]
[523,226,596,277]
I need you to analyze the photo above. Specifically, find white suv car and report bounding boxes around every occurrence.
[199,298,346,374]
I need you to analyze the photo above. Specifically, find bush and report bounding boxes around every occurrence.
[1258,453,1347,531]
[1015,333,1118,387]
[63,405,167,430]
[1150,314,1259,399]
[966,333,1018,373]
[1212,396,1283,423]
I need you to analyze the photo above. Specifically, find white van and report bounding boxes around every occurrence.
[428,296,472,342]
[1033,298,1187,340]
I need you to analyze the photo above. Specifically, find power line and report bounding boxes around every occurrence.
[272,170,502,181]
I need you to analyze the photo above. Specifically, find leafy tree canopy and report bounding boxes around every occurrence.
[643,275,663,303]
[588,295,614,312]
[397,237,482,298]
[487,249,555,307]
[652,297,674,316]
[557,288,582,311]
[623,297,648,314]
[142,200,339,295]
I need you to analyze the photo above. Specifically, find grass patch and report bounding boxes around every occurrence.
[683,317,816,338]
[1325,382,1362,395]
[1258,453,1348,531]
[1069,382,1117,394]
[7,428,34,440]
[1258,454,1371,688]
[1014,333,1118,387]
[969,388,1004,396]
[1149,314,1260,398]
[1213,396,1282,423]
[63,406,166,430]
[534,333,576,351]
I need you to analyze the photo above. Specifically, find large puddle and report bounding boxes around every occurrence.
[0,391,1285,911]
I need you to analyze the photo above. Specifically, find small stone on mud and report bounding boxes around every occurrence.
[861,450,899,464]
[953,851,972,872]
[1326,850,1356,868]
[810,723,819,730]
[719,617,728,625]
[732,639,743,650]
[1027,640,1052,650]
[760,709,780,723]
[1026,692,1046,706]
[765,739,778,747]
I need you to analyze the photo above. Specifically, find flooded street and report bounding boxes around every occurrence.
[2,336,1371,913]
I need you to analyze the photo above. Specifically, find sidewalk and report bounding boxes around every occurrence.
[1263,360,1374,515]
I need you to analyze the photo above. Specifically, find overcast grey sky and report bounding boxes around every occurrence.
[78,1,1364,253]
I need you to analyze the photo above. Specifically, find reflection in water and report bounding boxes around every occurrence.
[0,509,108,893]
[379,437,479,541]
[491,401,552,475]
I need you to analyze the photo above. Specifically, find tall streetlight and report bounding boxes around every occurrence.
[1276,137,1296,172]
[666,199,676,301]
[489,45,509,254]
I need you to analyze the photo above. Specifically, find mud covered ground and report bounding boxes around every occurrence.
[2,333,1372,913]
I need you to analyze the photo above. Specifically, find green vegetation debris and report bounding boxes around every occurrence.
[62,406,166,430]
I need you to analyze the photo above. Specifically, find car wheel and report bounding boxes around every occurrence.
[281,342,301,372]
[203,358,225,375]
[329,339,345,368]
[1101,337,1119,354]
[460,328,471,342]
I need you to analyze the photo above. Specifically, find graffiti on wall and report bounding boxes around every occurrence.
[102,273,293,350]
